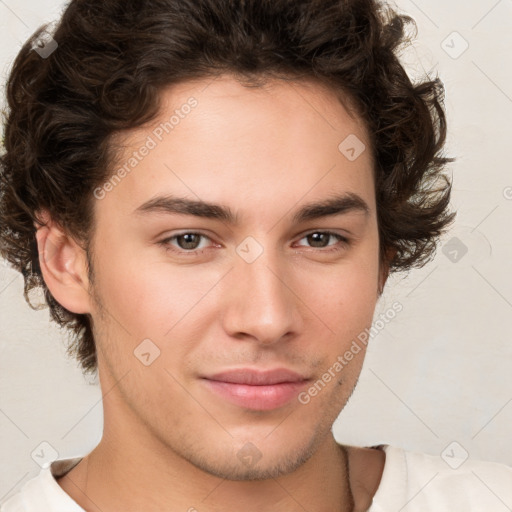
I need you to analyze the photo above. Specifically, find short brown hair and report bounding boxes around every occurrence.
[0,0,455,376]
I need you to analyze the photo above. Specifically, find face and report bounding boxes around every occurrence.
[85,74,385,480]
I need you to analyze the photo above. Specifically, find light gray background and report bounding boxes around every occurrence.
[1,0,511,502]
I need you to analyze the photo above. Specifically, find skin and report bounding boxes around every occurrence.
[36,74,389,512]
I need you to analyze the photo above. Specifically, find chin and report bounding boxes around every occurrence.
[178,430,322,482]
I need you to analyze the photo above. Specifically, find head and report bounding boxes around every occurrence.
[1,0,454,480]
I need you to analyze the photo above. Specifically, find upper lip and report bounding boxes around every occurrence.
[203,368,309,385]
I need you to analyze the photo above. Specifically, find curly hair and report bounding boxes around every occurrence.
[0,0,455,377]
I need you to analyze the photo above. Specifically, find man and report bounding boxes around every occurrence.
[0,0,510,511]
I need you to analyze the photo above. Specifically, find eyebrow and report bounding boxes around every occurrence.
[133,192,370,224]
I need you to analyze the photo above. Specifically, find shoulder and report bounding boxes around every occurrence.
[0,457,84,512]
[368,444,512,512]
[0,471,48,512]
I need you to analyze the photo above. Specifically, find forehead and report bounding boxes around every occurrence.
[153,74,368,144]
[98,74,375,223]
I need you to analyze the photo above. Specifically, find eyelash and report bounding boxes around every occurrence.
[157,231,350,257]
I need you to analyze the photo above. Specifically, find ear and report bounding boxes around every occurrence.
[34,209,92,314]
[378,247,396,296]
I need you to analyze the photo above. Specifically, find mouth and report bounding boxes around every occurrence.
[200,368,311,411]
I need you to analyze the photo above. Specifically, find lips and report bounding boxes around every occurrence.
[201,368,310,411]
[204,368,309,385]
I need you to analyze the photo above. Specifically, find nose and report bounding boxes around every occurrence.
[220,248,301,345]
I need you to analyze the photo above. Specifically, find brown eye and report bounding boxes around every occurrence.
[174,233,203,250]
[306,232,332,248]
[158,232,213,255]
[296,231,349,251]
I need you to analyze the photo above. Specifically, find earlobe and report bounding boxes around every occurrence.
[378,265,390,295]
[378,247,396,296]
[34,210,92,314]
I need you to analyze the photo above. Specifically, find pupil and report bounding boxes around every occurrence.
[309,233,328,248]
[180,234,200,249]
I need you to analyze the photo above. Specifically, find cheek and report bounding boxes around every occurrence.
[301,254,379,340]
[90,243,168,339]
[92,243,221,346]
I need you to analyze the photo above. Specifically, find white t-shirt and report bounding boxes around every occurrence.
[1,444,511,511]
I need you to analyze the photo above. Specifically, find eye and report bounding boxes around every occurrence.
[157,230,351,257]
[158,232,214,255]
[295,231,350,252]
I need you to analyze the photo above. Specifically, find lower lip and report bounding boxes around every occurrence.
[202,379,309,411]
